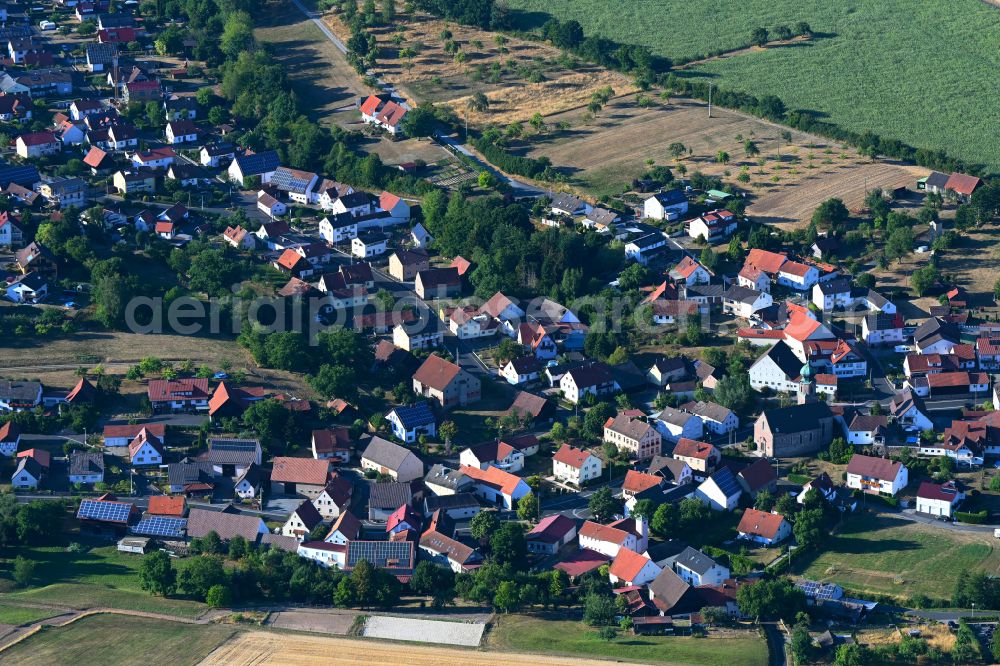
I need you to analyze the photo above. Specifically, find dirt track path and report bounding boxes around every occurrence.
[199,631,647,666]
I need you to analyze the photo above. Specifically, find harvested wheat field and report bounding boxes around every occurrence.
[521,96,925,225]
[198,631,643,666]
[322,10,635,124]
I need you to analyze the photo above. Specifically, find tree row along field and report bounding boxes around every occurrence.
[505,0,1000,169]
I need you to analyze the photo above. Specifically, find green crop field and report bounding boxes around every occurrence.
[489,614,768,665]
[506,0,1000,169]
[0,614,235,666]
[795,511,1000,602]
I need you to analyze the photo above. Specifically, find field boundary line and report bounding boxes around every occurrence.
[0,624,41,655]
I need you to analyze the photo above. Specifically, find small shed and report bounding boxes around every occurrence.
[117,537,150,554]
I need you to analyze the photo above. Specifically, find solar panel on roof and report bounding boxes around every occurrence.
[210,439,258,452]
[133,516,187,538]
[347,540,412,567]
[77,499,132,523]
[712,468,741,496]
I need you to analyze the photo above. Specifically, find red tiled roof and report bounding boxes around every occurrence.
[276,248,304,270]
[271,457,331,485]
[784,311,822,342]
[672,438,717,460]
[579,520,630,545]
[412,354,463,391]
[527,514,576,544]
[745,249,787,274]
[148,495,186,517]
[459,465,525,496]
[779,261,813,278]
[945,173,982,196]
[737,508,786,540]
[147,378,209,403]
[83,146,107,168]
[623,470,662,494]
[609,547,654,582]
[104,423,166,440]
[18,131,56,146]
[846,454,902,481]
[553,443,593,469]
[450,256,472,275]
[555,548,611,577]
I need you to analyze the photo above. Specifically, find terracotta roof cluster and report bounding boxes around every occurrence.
[737,508,787,540]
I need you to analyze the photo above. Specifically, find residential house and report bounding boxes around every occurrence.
[164,95,198,121]
[6,272,47,303]
[560,362,618,404]
[360,436,424,482]
[914,317,961,355]
[862,312,905,346]
[671,438,720,477]
[460,464,531,510]
[604,413,662,462]
[384,402,437,443]
[228,150,280,185]
[388,249,428,281]
[846,414,889,446]
[578,517,648,558]
[12,451,48,489]
[669,256,711,285]
[270,457,332,499]
[673,546,730,586]
[722,285,773,319]
[419,523,482,573]
[311,428,352,463]
[16,131,59,158]
[643,189,688,220]
[889,390,934,431]
[526,514,577,555]
[0,381,43,412]
[281,500,324,540]
[128,428,164,467]
[688,209,737,242]
[737,508,791,545]
[625,231,668,265]
[447,306,498,340]
[647,455,693,486]
[681,401,738,436]
[200,142,236,167]
[39,177,86,209]
[845,454,908,496]
[113,170,155,195]
[412,354,481,409]
[392,319,445,352]
[655,408,704,444]
[460,441,524,473]
[414,267,461,300]
[609,548,662,587]
[359,94,407,135]
[695,467,742,511]
[147,378,210,412]
[736,458,778,497]
[0,422,21,457]
[367,481,414,522]
[915,480,965,518]
[552,444,603,486]
[500,356,543,385]
[311,476,353,519]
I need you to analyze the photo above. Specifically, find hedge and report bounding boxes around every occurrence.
[955,510,989,524]
[471,137,553,180]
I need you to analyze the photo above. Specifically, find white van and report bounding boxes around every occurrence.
[38,20,56,30]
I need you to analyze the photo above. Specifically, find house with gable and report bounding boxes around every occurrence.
[737,508,791,545]
[460,464,531,510]
[609,548,662,587]
[552,444,603,486]
[412,354,481,409]
[385,402,437,443]
[673,546,730,586]
[361,436,424,482]
[695,467,742,511]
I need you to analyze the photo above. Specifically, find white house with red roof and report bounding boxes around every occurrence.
[128,428,165,466]
[609,547,662,586]
[846,454,908,496]
[737,508,791,546]
[777,260,819,290]
[688,209,737,242]
[578,517,648,558]
[552,443,603,485]
[378,191,410,220]
[915,480,965,518]
[669,256,711,285]
[459,464,531,510]
[16,131,59,158]
[147,378,210,412]
[359,94,408,135]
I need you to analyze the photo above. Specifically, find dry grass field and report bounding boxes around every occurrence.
[874,222,1000,313]
[323,11,636,126]
[256,4,368,128]
[856,624,956,653]
[199,631,635,666]
[518,95,925,225]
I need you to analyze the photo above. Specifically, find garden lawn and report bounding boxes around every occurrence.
[506,0,1000,169]
[489,614,768,666]
[0,603,59,626]
[0,614,235,666]
[796,511,1000,602]
[0,546,205,618]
